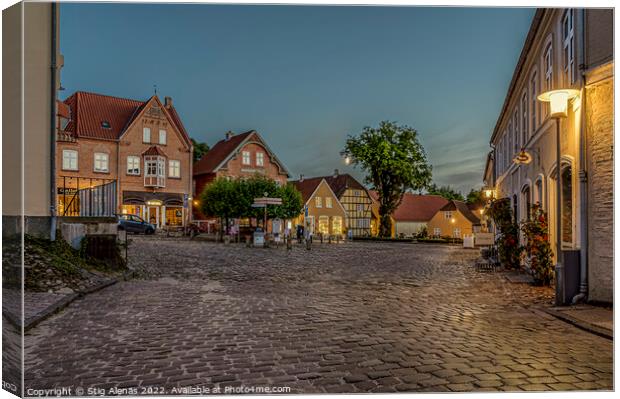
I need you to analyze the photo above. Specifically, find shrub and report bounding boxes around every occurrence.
[488,198,522,269]
[521,204,554,285]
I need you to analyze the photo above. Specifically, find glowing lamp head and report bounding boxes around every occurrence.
[484,189,493,199]
[344,155,351,165]
[451,218,456,224]
[537,89,580,118]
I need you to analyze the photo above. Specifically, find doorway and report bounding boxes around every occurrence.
[147,206,159,227]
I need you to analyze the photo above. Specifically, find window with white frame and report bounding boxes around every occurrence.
[242,151,251,165]
[143,127,151,143]
[94,152,109,172]
[168,160,180,178]
[508,122,513,159]
[521,92,528,144]
[144,156,165,187]
[433,227,441,237]
[159,129,167,145]
[444,211,452,220]
[326,197,333,208]
[315,196,322,208]
[62,149,78,171]
[127,155,140,175]
[531,72,538,132]
[256,152,264,167]
[562,9,575,85]
[544,43,553,91]
[453,228,461,238]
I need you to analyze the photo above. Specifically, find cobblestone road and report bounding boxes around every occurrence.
[24,238,613,393]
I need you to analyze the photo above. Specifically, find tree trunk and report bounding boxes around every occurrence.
[379,213,392,238]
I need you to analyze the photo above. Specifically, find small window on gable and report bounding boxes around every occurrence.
[143,127,151,143]
[444,211,452,219]
[315,196,322,208]
[159,129,167,145]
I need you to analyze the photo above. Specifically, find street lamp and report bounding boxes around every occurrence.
[536,88,579,306]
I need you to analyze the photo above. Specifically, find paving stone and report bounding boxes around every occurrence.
[19,240,613,394]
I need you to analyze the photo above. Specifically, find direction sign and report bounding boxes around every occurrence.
[251,203,266,208]
[253,197,282,205]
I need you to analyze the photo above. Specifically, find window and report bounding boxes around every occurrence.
[508,122,513,159]
[318,216,329,235]
[561,165,573,244]
[94,152,109,172]
[453,228,461,238]
[544,43,553,91]
[62,149,78,170]
[433,227,441,237]
[531,72,538,132]
[513,110,520,152]
[242,151,251,165]
[159,129,167,145]
[169,160,180,178]
[127,156,140,175]
[101,121,111,129]
[332,216,342,235]
[535,178,544,208]
[444,211,452,220]
[521,92,528,144]
[143,127,151,143]
[256,152,264,167]
[523,186,531,221]
[144,156,165,187]
[315,196,322,208]
[562,9,575,85]
[325,197,333,208]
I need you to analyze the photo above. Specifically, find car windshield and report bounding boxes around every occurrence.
[131,215,144,223]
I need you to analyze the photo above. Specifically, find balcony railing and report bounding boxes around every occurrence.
[57,130,77,142]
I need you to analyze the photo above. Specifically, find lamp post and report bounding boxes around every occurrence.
[536,89,579,306]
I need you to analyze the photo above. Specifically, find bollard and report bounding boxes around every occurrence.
[320,233,323,244]
[245,235,252,247]
[286,236,292,251]
[305,238,311,250]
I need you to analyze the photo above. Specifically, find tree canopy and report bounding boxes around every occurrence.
[200,175,303,229]
[427,183,464,202]
[191,138,210,163]
[341,121,432,237]
[466,188,486,208]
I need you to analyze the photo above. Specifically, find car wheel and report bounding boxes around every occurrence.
[146,228,155,235]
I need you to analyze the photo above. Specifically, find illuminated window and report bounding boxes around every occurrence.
[62,149,78,171]
[318,216,329,235]
[332,216,342,234]
[561,165,573,244]
[433,227,441,237]
[144,156,165,187]
[444,211,452,219]
[453,228,461,238]
[325,197,333,208]
[315,196,322,208]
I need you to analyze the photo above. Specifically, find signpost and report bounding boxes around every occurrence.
[251,195,283,247]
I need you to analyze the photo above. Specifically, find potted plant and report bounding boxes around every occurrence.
[520,204,554,285]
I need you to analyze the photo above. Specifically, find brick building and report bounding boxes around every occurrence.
[483,9,613,304]
[290,177,347,237]
[192,130,290,220]
[57,91,193,228]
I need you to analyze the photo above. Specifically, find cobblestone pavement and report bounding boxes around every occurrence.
[24,238,613,394]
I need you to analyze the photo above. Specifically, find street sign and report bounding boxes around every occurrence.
[254,197,282,205]
[251,203,266,208]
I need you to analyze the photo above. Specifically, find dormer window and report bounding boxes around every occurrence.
[101,121,111,129]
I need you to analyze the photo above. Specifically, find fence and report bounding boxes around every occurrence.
[59,180,117,217]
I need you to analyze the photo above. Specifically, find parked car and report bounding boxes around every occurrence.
[116,214,156,235]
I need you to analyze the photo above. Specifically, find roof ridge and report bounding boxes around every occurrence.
[73,90,147,104]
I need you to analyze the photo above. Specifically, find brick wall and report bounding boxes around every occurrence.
[585,64,613,304]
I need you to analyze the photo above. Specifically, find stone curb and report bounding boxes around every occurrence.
[541,307,613,340]
[3,278,118,332]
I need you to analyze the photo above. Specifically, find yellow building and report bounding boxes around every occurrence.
[291,177,347,238]
[427,200,482,239]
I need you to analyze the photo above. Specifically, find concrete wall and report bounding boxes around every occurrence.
[585,62,614,304]
[2,2,59,237]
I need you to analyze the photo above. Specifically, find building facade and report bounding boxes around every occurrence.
[57,91,193,228]
[427,200,481,239]
[320,172,373,237]
[484,9,613,303]
[192,130,290,221]
[291,177,347,237]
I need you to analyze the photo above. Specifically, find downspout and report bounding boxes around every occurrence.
[49,2,58,240]
[572,8,588,304]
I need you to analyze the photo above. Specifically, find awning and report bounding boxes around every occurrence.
[122,191,184,206]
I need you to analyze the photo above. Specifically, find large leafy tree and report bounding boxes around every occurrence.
[427,183,464,201]
[200,177,243,231]
[466,188,485,208]
[191,138,210,163]
[342,121,432,237]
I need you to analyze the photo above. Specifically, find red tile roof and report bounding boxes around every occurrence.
[291,178,323,203]
[56,100,70,119]
[62,91,191,145]
[193,131,255,175]
[440,200,482,225]
[370,191,449,222]
[142,146,167,157]
[291,173,367,201]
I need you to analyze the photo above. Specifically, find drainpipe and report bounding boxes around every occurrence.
[49,2,58,240]
[572,9,588,304]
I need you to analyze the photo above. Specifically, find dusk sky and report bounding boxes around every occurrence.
[60,3,534,194]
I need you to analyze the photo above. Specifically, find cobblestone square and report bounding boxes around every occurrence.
[23,238,613,393]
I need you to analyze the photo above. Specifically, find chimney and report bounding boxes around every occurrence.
[225,130,234,141]
[333,169,339,178]
[164,96,172,108]
[299,174,304,182]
